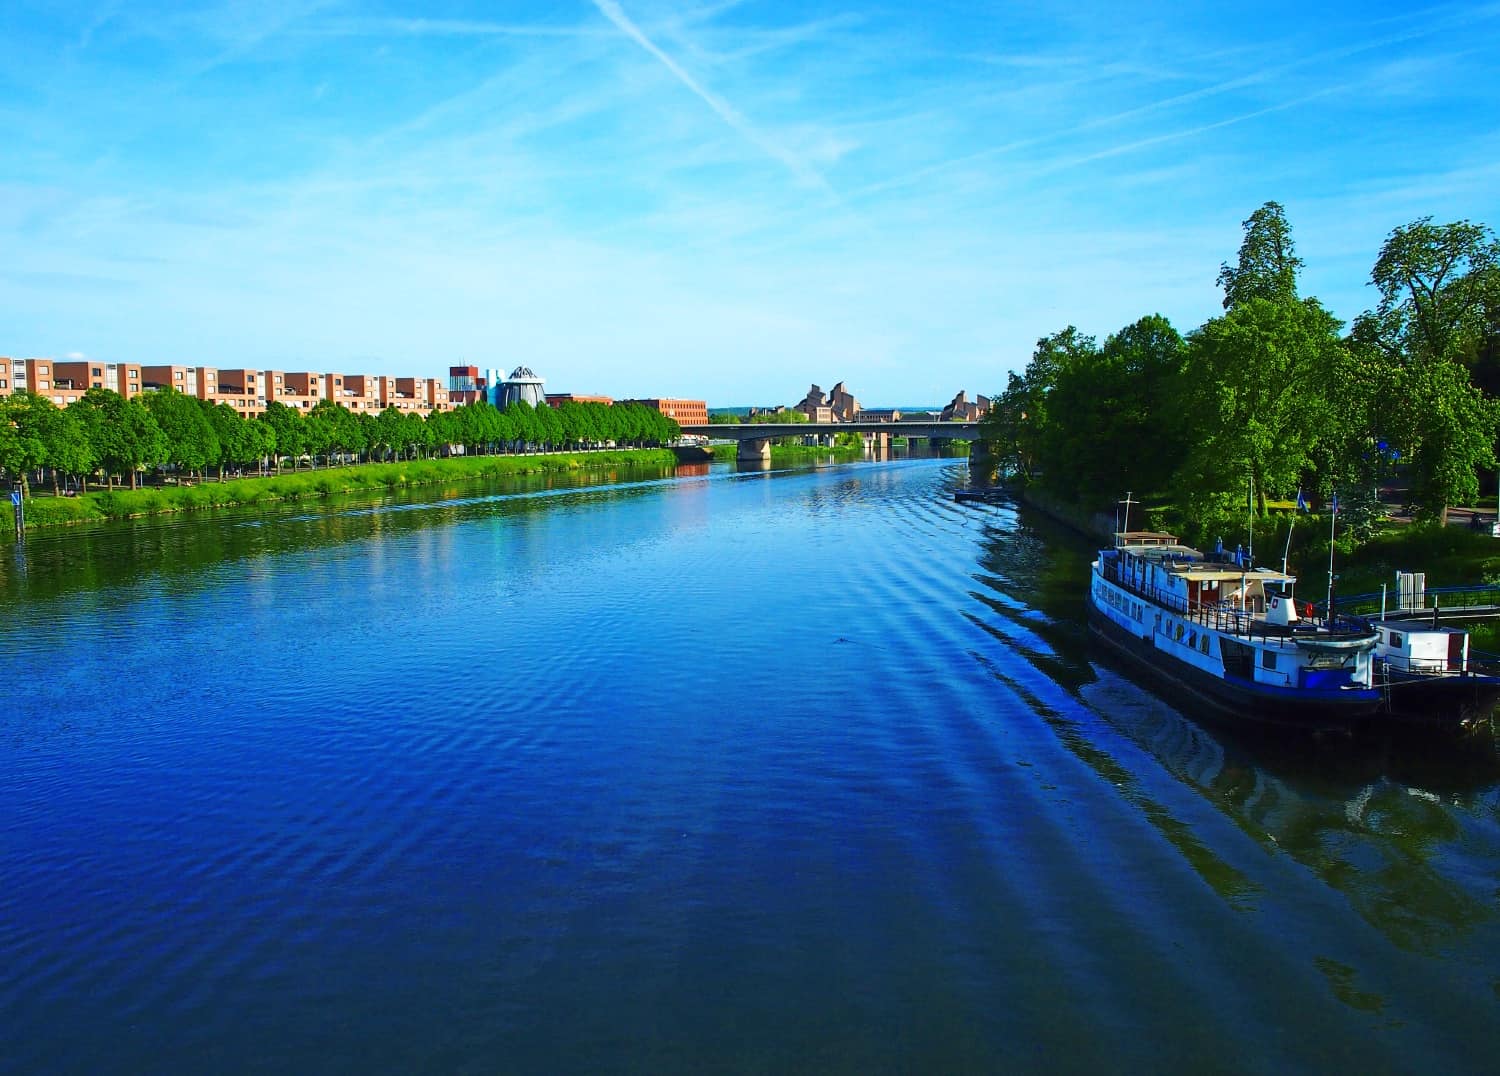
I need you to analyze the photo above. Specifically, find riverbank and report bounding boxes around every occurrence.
[8,450,678,535]
[710,443,865,462]
[1011,479,1500,622]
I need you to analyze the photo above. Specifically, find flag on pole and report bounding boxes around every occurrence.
[1295,489,1308,513]
[1331,491,1339,514]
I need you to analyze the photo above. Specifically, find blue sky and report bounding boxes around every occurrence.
[3,1,1498,406]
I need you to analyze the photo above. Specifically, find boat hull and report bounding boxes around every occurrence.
[1087,601,1384,732]
[1381,668,1500,727]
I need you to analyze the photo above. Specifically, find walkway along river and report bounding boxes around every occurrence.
[2,456,1498,1071]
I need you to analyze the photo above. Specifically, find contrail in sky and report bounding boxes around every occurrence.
[590,0,839,200]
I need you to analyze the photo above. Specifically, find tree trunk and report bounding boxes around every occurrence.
[130,469,139,490]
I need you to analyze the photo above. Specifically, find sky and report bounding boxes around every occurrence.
[3,1,1499,407]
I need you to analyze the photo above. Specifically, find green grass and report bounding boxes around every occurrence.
[1333,522,1500,594]
[10,450,677,534]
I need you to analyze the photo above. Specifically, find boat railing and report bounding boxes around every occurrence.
[1102,561,1374,645]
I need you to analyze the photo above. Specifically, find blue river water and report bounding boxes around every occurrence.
[2,456,1499,1073]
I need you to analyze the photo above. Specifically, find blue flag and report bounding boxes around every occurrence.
[1295,489,1308,513]
[1331,491,1339,514]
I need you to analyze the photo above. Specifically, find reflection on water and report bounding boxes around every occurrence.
[3,459,1499,1071]
[967,498,1500,958]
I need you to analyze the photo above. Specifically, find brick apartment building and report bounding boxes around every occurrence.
[1,357,452,419]
[621,398,709,425]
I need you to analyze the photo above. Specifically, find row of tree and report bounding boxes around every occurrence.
[0,390,682,495]
[980,204,1500,536]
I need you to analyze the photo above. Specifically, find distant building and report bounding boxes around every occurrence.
[794,381,861,422]
[622,398,709,426]
[546,393,613,407]
[940,391,991,422]
[448,365,490,406]
[860,408,903,423]
[490,366,546,409]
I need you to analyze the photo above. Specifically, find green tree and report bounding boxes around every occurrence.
[260,401,305,471]
[373,405,406,460]
[35,401,94,493]
[1217,201,1304,311]
[1176,298,1345,515]
[70,389,166,488]
[1357,217,1500,521]
[979,327,1095,481]
[0,392,49,497]
[144,387,219,478]
[1038,315,1185,501]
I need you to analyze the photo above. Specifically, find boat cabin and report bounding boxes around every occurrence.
[1105,531,1299,621]
[1376,623,1468,674]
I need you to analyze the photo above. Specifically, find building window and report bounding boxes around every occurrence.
[53,395,63,404]
[0,379,7,389]
[38,366,49,374]
[275,375,282,384]
[39,379,50,389]
[92,382,102,389]
[174,371,184,380]
[129,370,138,378]
[91,367,102,376]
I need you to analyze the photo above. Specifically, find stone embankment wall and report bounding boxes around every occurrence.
[1014,484,1116,543]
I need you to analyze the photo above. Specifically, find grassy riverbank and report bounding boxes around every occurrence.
[10,450,678,533]
[709,442,865,462]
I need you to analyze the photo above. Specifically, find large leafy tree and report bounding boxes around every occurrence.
[1217,201,1303,310]
[144,387,219,477]
[0,392,49,497]
[34,400,94,493]
[1356,217,1500,521]
[70,388,166,488]
[979,326,1096,481]
[1176,297,1345,515]
[259,401,305,470]
[202,401,257,480]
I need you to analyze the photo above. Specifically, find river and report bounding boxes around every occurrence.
[2,456,1498,1072]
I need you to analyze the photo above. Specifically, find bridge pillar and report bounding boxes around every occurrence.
[738,437,772,464]
[969,439,997,481]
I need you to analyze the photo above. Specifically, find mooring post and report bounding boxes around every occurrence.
[11,487,23,541]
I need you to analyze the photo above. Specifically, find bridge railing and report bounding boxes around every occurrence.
[1318,583,1500,619]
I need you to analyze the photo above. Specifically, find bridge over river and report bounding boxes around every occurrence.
[678,420,980,463]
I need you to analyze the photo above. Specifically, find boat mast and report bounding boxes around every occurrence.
[1119,491,1135,534]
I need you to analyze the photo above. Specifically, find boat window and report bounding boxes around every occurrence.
[1390,632,1403,648]
[1261,650,1277,670]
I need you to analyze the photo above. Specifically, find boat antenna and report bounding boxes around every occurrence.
[1119,491,1135,534]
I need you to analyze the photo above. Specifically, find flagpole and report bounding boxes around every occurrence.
[1325,494,1338,622]
[1247,473,1254,564]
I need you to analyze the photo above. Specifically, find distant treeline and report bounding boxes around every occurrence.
[0,389,681,495]
[979,203,1500,540]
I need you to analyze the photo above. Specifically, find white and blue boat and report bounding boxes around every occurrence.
[1088,530,1384,729]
